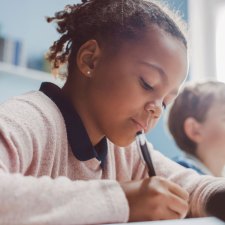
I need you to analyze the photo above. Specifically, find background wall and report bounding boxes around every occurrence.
[0,0,77,58]
[0,0,188,158]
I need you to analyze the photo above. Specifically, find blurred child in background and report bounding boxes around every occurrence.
[168,81,225,176]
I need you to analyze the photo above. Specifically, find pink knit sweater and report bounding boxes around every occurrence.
[0,91,224,225]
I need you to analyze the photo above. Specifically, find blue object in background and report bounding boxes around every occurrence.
[147,115,181,158]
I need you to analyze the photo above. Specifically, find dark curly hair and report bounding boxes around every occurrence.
[46,0,187,77]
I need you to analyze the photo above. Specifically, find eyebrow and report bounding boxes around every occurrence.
[138,60,168,83]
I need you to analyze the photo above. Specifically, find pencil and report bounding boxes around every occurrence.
[136,130,156,177]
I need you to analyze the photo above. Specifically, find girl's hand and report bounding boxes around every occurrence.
[120,176,189,222]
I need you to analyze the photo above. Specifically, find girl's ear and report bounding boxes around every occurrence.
[184,117,203,144]
[76,39,101,78]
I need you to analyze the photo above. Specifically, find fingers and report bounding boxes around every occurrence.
[149,176,189,202]
[168,180,189,201]
[158,207,182,220]
[120,177,190,222]
[168,192,189,218]
[145,200,186,220]
[158,178,189,218]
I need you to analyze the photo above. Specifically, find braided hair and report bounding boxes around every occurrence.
[46,0,187,77]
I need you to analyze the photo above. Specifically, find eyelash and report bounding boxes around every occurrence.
[140,77,153,91]
[140,77,166,110]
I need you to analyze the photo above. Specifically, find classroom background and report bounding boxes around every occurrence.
[0,0,224,158]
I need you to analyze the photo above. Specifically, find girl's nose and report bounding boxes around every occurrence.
[144,102,163,119]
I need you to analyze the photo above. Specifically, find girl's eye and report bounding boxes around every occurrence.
[140,77,153,91]
[162,102,167,110]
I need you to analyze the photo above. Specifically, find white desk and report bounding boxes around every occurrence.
[105,217,225,225]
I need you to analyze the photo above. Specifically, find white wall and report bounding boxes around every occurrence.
[188,0,225,81]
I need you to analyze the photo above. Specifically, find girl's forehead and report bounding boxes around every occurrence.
[129,27,187,75]
[101,26,188,87]
[116,26,187,61]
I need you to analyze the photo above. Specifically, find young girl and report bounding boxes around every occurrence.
[0,0,225,224]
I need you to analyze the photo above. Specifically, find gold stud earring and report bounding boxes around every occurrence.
[87,71,91,77]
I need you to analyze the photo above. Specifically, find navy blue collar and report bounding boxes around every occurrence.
[39,82,108,167]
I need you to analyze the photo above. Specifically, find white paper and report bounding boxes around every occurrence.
[104,217,224,225]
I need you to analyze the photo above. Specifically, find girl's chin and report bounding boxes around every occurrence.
[107,134,136,147]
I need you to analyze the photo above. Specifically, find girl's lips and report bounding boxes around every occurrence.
[131,118,148,132]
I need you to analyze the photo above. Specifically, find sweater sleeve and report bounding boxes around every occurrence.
[0,95,129,225]
[0,172,128,224]
[148,143,225,217]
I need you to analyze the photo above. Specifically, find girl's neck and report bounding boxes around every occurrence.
[62,78,104,146]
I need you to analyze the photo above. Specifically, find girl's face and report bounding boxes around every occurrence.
[85,27,187,146]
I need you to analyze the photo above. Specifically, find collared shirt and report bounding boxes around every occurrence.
[39,82,108,167]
